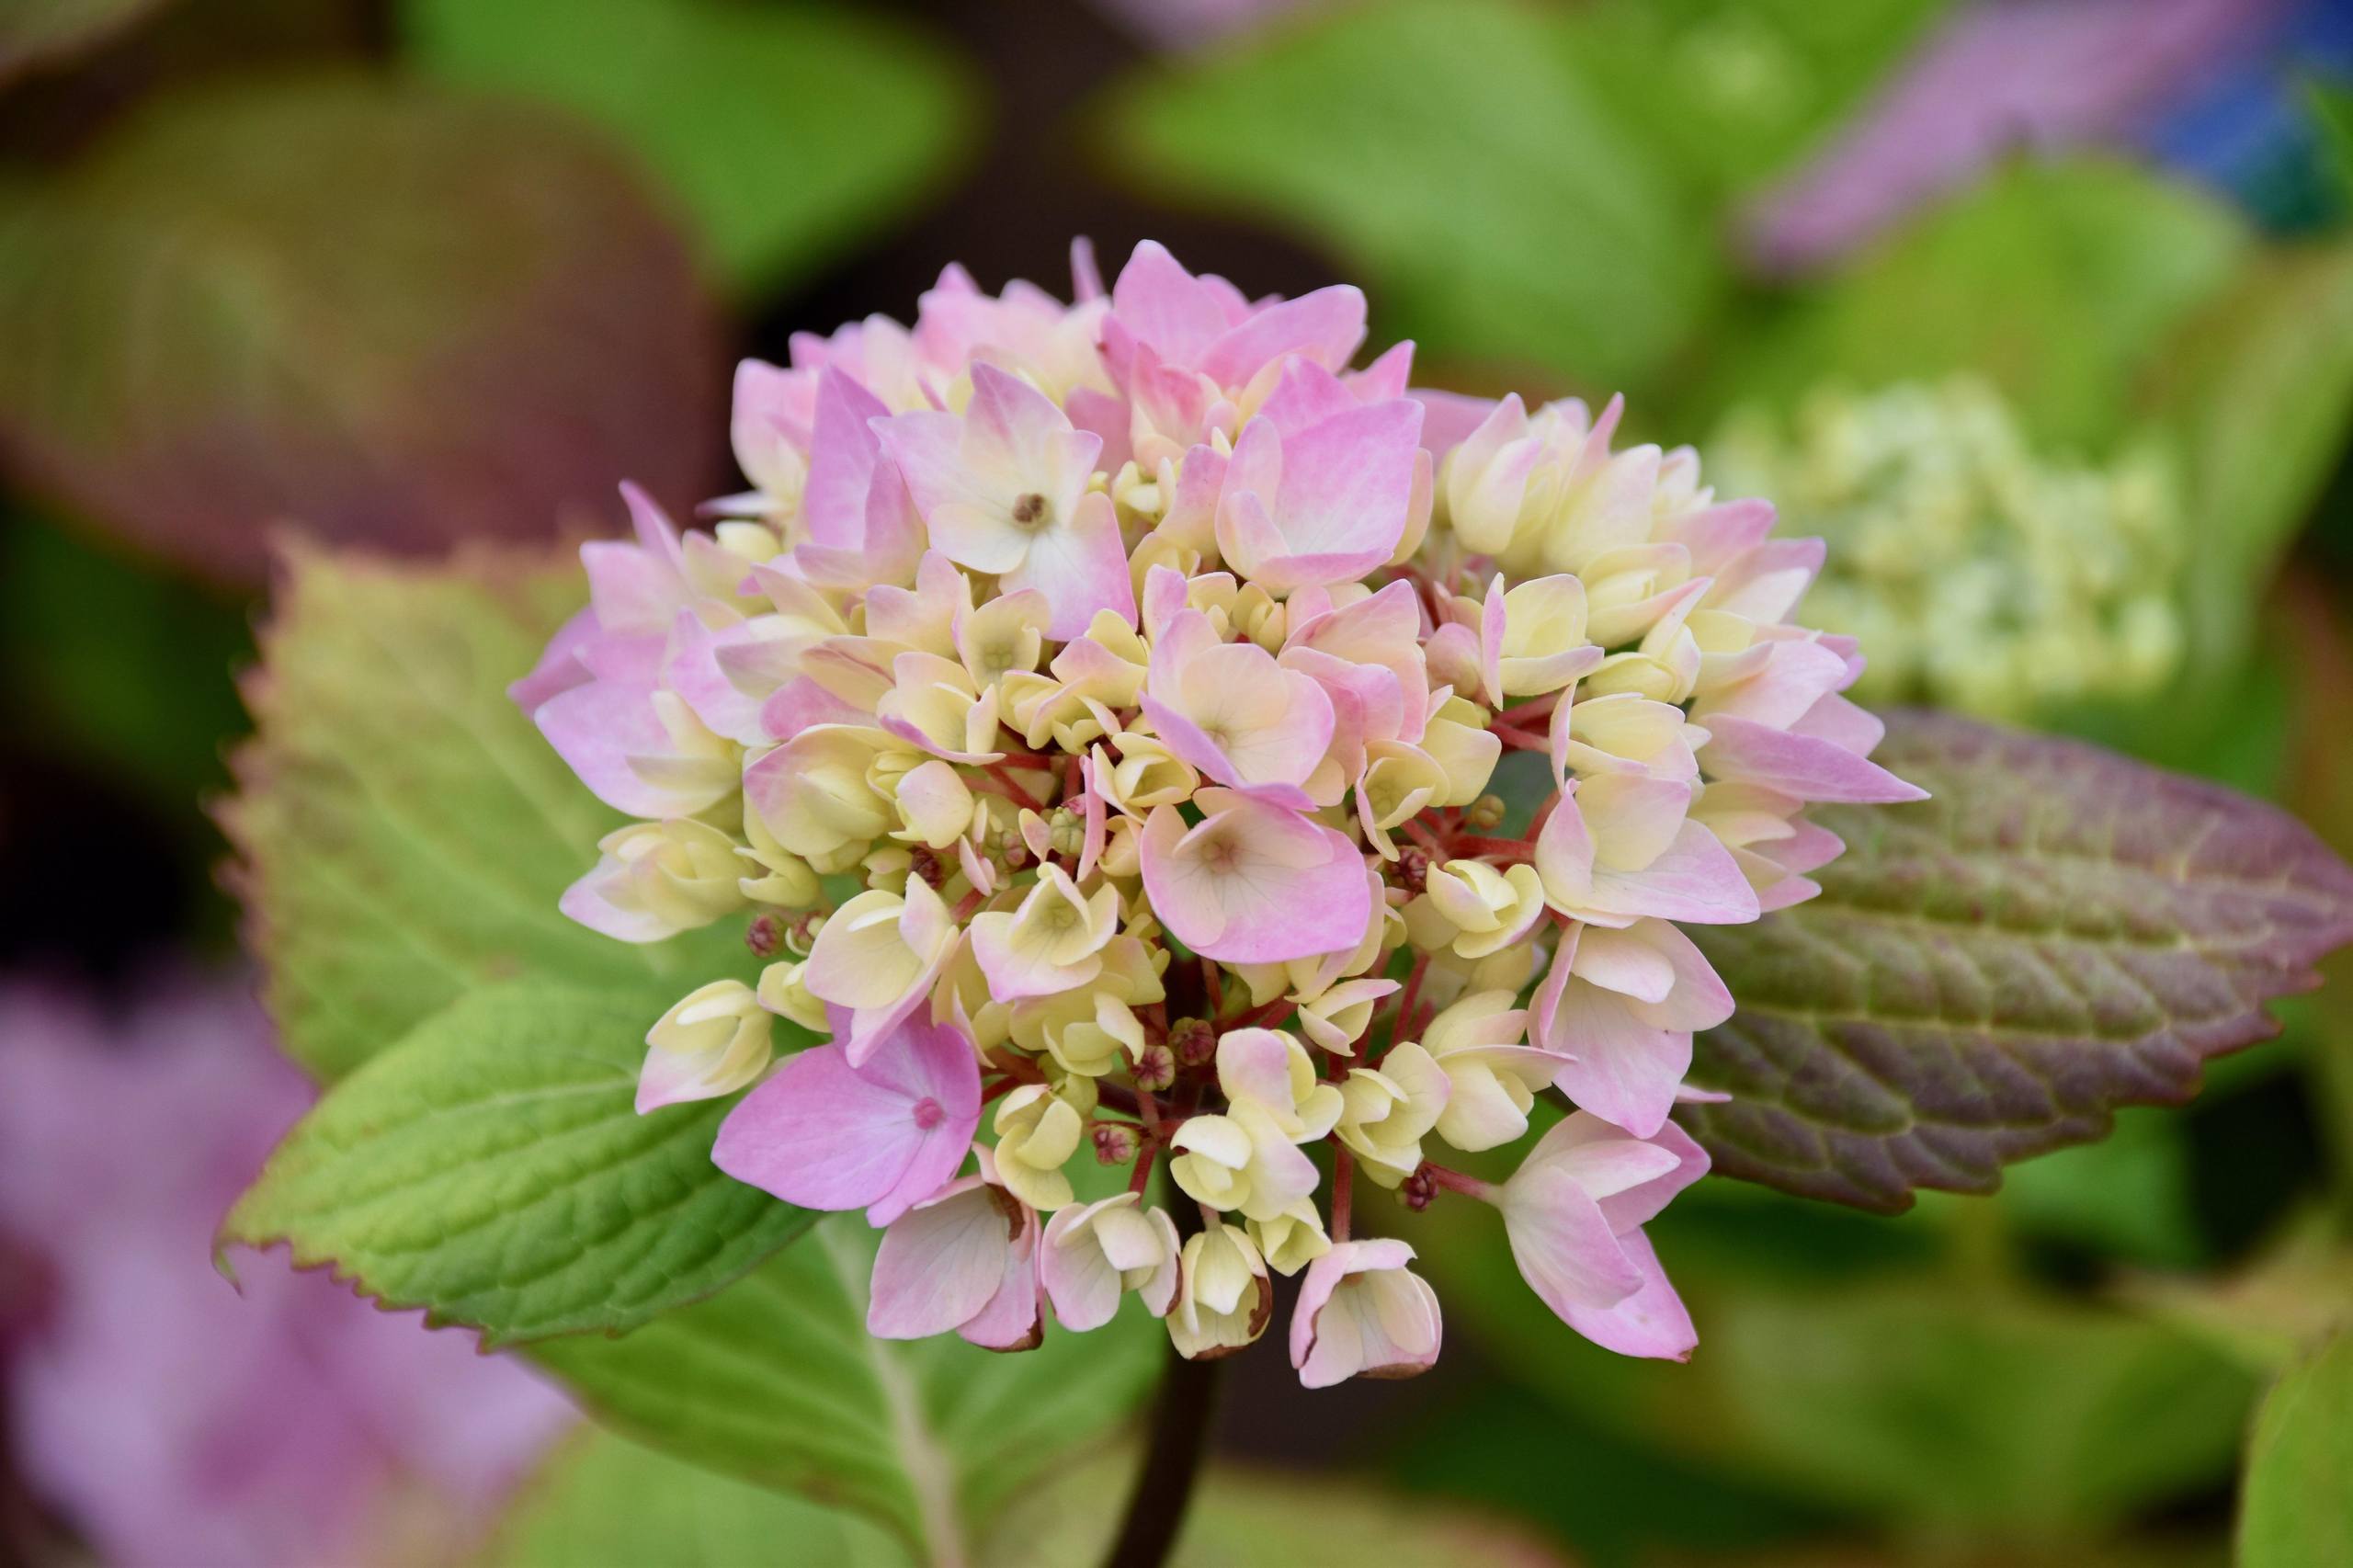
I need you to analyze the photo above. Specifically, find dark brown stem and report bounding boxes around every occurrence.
[1103,1203,1222,1568]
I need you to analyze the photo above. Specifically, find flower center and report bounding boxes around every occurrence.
[911,1096,945,1131]
[1011,492,1051,529]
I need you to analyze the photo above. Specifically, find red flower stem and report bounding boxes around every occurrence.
[1490,722,1549,751]
[1392,954,1429,1050]
[1424,1163,1502,1204]
[1332,1147,1355,1243]
[1495,694,1559,728]
[983,760,1047,812]
[1453,835,1534,860]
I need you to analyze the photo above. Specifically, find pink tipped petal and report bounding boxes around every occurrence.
[868,1179,1017,1339]
[1138,798,1370,964]
[1702,716,1929,804]
[1110,241,1238,369]
[1290,1238,1439,1389]
[508,606,600,712]
[1198,285,1368,387]
[956,1220,1043,1351]
[1591,823,1763,926]
[1503,1166,1647,1318]
[1540,977,1690,1141]
[1557,1229,1696,1361]
[802,369,892,549]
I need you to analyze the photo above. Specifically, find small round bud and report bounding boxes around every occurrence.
[1001,843,1031,872]
[745,912,787,960]
[1092,1123,1138,1165]
[1170,1017,1216,1069]
[908,846,946,889]
[1466,793,1506,831]
[1400,1163,1438,1212]
[1395,846,1431,896]
[1133,1043,1176,1092]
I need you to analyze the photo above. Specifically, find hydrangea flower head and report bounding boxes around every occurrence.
[512,240,1923,1383]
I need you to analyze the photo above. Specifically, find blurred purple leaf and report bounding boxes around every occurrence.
[1681,709,2353,1211]
[0,74,726,585]
[0,0,180,85]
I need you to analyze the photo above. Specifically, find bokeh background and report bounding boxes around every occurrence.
[5,1,2353,1563]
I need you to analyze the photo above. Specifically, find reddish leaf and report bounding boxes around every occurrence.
[0,74,724,585]
[0,0,177,85]
[1682,710,2353,1211]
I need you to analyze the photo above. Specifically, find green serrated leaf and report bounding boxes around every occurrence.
[1681,710,2353,1212]
[403,0,974,298]
[1100,0,1722,392]
[222,545,742,1081]
[0,74,722,585]
[221,981,813,1346]
[533,1217,1161,1562]
[2238,1326,2353,1567]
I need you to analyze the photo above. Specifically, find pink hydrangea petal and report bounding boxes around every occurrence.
[1138,797,1370,963]
[1109,240,1238,370]
[1556,1228,1696,1361]
[712,1019,978,1227]
[1198,286,1367,389]
[1002,491,1137,639]
[867,1180,1014,1339]
[802,369,892,549]
[1503,1165,1647,1319]
[533,673,710,820]
[1590,822,1763,926]
[1534,965,1690,1141]
[507,606,600,712]
[1040,1198,1127,1331]
[1702,715,1928,804]
[955,1216,1042,1350]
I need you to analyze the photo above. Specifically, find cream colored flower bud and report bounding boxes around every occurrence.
[993,1084,1086,1211]
[1169,1223,1271,1359]
[640,979,772,1110]
[755,960,829,1033]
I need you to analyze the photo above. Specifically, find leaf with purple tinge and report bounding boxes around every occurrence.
[1680,709,2353,1212]
[0,0,176,85]
[0,75,724,586]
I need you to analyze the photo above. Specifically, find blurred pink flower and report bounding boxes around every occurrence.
[0,976,572,1568]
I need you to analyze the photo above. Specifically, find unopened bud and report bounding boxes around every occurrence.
[1170,1017,1216,1069]
[745,911,787,959]
[1133,1043,1176,1092]
[1092,1123,1139,1165]
[1400,1163,1439,1212]
[908,846,946,889]
[1395,846,1431,896]
[1466,793,1506,831]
